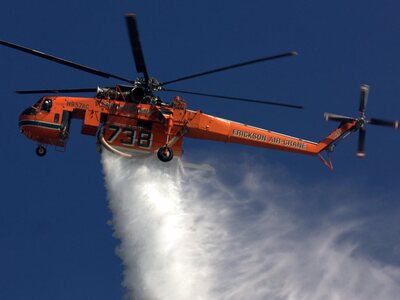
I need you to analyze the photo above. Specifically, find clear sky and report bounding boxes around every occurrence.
[0,1,399,299]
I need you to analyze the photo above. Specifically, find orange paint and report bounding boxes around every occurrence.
[18,95,356,164]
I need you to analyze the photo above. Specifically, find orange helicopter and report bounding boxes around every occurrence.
[1,14,398,170]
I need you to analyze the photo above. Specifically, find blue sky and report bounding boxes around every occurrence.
[1,1,399,299]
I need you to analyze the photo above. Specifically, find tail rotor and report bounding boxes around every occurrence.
[324,84,399,158]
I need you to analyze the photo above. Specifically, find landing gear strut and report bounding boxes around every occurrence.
[36,145,46,157]
[157,146,174,162]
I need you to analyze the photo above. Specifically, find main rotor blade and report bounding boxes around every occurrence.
[162,51,298,86]
[15,88,98,94]
[369,118,399,129]
[359,84,369,114]
[0,40,133,84]
[324,113,356,123]
[356,127,366,158]
[163,88,303,109]
[125,13,149,82]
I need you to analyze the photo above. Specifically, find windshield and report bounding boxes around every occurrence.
[32,98,43,109]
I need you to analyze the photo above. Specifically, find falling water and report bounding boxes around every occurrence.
[102,151,400,300]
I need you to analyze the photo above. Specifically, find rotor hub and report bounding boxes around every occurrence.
[134,76,162,92]
[356,117,366,129]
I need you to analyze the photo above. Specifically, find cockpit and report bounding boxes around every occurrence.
[21,97,53,116]
[41,98,52,112]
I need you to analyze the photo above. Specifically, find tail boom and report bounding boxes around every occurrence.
[185,111,357,156]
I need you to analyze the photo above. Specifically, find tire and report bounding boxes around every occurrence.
[36,146,46,157]
[157,146,174,162]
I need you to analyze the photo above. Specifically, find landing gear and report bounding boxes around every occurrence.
[157,146,174,162]
[36,145,46,157]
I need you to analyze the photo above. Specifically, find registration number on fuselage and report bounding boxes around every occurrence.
[66,101,90,110]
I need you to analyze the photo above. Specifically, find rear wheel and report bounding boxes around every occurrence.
[157,146,173,162]
[36,145,46,157]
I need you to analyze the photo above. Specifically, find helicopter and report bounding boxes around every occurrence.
[1,14,398,170]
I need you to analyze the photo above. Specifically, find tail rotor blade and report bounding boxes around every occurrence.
[369,118,399,129]
[324,112,356,123]
[126,13,149,81]
[359,84,369,114]
[356,127,367,158]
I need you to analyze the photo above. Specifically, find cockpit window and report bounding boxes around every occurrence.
[41,98,53,112]
[32,98,43,109]
[22,107,37,116]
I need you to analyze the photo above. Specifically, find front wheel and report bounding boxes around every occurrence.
[157,146,174,162]
[36,145,46,157]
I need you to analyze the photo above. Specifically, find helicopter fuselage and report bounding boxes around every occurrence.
[18,94,358,163]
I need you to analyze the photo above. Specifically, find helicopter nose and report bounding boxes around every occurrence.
[19,112,29,136]
[19,107,36,137]
[20,106,37,118]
